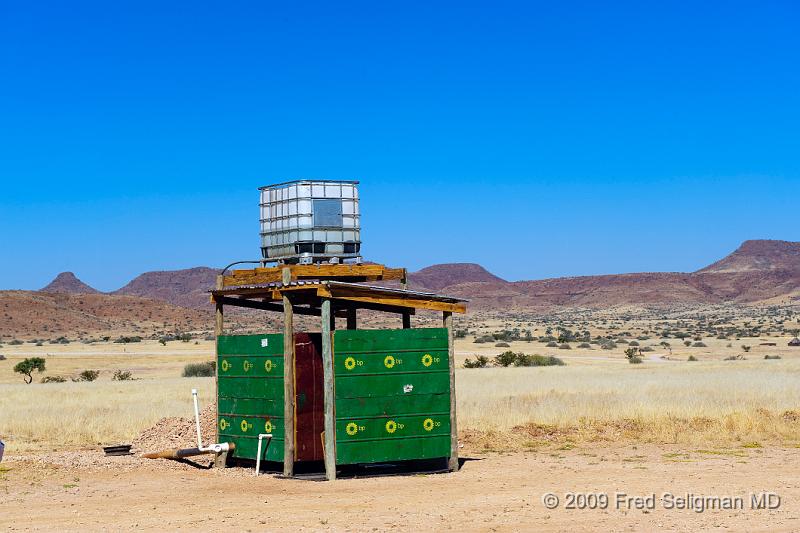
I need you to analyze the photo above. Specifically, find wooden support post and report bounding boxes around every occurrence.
[401,268,408,290]
[321,298,336,481]
[346,307,357,330]
[443,311,458,472]
[213,275,226,468]
[402,312,411,329]
[282,267,295,477]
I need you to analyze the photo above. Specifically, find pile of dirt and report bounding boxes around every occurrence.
[132,404,217,454]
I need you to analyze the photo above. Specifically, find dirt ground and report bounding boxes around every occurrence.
[2,445,797,532]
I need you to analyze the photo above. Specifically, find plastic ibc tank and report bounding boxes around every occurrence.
[259,180,361,263]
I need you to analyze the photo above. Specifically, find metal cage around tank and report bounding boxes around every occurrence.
[210,263,467,481]
[259,180,361,264]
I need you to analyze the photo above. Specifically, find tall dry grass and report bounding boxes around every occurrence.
[456,360,800,446]
[2,360,800,453]
[0,378,214,452]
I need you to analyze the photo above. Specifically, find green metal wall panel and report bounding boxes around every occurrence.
[217,334,285,462]
[336,414,450,442]
[335,394,450,418]
[219,434,284,462]
[332,328,451,465]
[334,349,449,375]
[217,415,284,439]
[218,397,283,417]
[333,328,448,352]
[218,355,284,377]
[337,435,451,464]
[217,334,284,355]
[218,376,283,399]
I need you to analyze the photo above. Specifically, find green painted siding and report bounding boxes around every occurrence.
[217,334,284,462]
[332,327,451,465]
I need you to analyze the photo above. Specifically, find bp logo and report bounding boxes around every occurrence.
[219,418,229,431]
[264,359,273,373]
[346,422,359,436]
[220,359,230,372]
[344,356,356,371]
[423,418,435,432]
[421,353,433,367]
[243,360,252,372]
[385,420,397,434]
[264,419,273,433]
[240,419,251,433]
[384,355,395,369]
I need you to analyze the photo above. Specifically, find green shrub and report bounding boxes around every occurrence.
[545,341,558,348]
[74,370,100,382]
[113,369,134,381]
[495,342,510,348]
[692,342,707,348]
[493,351,518,367]
[463,355,489,369]
[514,354,564,367]
[764,355,782,360]
[473,335,494,344]
[628,356,643,364]
[628,341,640,347]
[183,361,216,377]
[577,343,591,349]
[558,343,571,350]
[114,336,142,344]
[41,375,67,383]
[687,355,698,362]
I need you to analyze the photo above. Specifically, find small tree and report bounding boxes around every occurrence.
[741,345,751,353]
[14,357,46,384]
[493,351,518,367]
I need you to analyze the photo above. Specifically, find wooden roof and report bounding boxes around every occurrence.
[211,280,467,315]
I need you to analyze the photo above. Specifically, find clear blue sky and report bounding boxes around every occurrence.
[1,1,798,291]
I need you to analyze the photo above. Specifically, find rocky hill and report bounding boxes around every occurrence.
[0,291,212,339]
[112,267,218,309]
[40,272,99,294]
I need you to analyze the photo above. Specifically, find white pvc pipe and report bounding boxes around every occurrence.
[191,388,232,454]
[255,433,273,476]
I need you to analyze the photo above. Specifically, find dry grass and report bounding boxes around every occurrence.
[0,378,214,452]
[2,341,800,454]
[456,360,800,448]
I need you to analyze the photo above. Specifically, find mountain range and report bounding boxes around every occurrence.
[1,240,798,338]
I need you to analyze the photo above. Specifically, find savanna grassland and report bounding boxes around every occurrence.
[2,304,800,454]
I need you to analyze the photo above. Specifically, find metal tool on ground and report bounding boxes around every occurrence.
[103,444,133,456]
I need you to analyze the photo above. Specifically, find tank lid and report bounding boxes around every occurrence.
[259,179,359,190]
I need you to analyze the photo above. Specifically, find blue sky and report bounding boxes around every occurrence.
[1,1,798,291]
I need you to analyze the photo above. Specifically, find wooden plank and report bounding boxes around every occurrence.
[321,298,336,481]
[282,267,295,477]
[222,264,406,287]
[443,311,458,472]
[319,290,467,314]
[215,296,323,316]
[214,274,225,469]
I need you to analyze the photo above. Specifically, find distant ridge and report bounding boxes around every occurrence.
[24,239,800,313]
[697,240,800,274]
[40,272,99,294]
[112,267,218,309]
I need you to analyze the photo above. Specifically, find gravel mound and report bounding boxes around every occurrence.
[133,404,217,454]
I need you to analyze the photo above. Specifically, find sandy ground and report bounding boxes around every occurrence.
[2,445,798,532]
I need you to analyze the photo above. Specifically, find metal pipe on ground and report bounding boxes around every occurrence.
[142,444,235,460]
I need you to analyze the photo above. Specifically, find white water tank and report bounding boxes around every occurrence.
[259,180,361,264]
